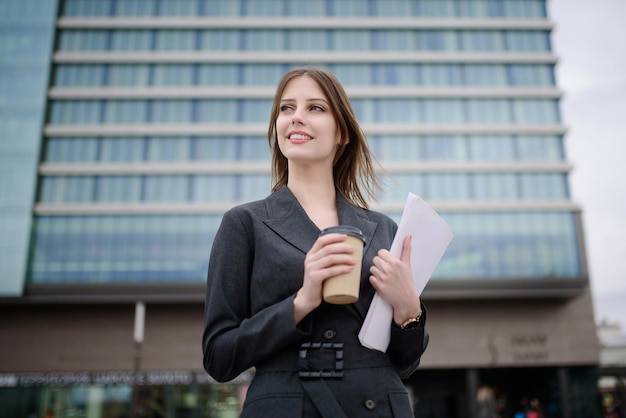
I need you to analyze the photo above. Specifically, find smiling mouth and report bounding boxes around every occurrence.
[289,133,313,141]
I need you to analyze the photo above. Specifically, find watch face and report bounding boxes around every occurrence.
[403,320,419,329]
[400,318,419,329]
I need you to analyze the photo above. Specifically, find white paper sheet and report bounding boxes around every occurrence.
[358,193,454,352]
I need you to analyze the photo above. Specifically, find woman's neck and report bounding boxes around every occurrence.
[287,168,338,230]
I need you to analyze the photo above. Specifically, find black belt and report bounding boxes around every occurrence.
[256,341,392,418]
[256,340,392,378]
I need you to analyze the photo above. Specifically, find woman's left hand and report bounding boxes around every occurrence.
[369,235,421,325]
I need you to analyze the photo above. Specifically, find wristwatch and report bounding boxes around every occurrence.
[399,310,422,329]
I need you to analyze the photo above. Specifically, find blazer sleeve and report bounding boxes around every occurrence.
[386,305,430,379]
[202,208,310,382]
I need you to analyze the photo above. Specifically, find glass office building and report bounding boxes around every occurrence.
[0,1,601,417]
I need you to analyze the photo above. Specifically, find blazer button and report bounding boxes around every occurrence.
[364,399,376,410]
[323,329,336,340]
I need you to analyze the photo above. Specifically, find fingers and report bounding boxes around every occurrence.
[400,235,412,264]
[304,233,357,280]
[307,233,356,263]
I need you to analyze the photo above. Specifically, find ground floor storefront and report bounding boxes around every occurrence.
[0,293,603,417]
[0,366,602,418]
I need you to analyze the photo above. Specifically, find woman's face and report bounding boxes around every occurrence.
[275,76,342,168]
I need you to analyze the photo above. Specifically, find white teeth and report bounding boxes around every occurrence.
[289,134,312,140]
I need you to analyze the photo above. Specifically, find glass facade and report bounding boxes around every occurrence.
[0,0,58,295]
[60,0,547,18]
[32,0,581,286]
[54,63,556,87]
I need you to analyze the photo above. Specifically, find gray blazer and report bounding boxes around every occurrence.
[203,187,429,417]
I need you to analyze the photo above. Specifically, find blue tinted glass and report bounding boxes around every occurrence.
[153,64,194,85]
[100,138,144,162]
[107,65,151,86]
[424,174,470,200]
[432,211,581,279]
[155,30,196,50]
[158,0,198,16]
[467,99,512,124]
[27,214,221,284]
[114,0,156,16]
[517,135,564,161]
[103,100,148,123]
[0,0,57,294]
[469,136,516,161]
[513,99,559,124]
[200,30,239,50]
[144,176,188,202]
[58,30,108,51]
[422,136,468,160]
[61,0,112,16]
[331,30,370,50]
[96,176,142,202]
[505,30,550,52]
[472,173,518,200]
[288,0,326,16]
[28,210,581,284]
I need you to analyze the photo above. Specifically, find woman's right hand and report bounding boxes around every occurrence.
[293,233,356,324]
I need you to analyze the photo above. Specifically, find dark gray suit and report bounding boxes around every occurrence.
[203,186,429,417]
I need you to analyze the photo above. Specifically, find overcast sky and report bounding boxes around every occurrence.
[548,0,626,329]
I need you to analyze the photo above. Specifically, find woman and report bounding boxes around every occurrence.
[202,66,429,417]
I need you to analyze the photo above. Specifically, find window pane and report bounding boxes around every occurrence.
[155,30,196,51]
[144,176,188,202]
[152,100,193,123]
[242,30,284,51]
[158,0,198,16]
[200,30,238,50]
[287,30,327,51]
[146,138,191,161]
[198,64,238,85]
[107,65,150,86]
[472,173,518,200]
[114,0,156,16]
[96,176,142,202]
[505,30,550,52]
[193,137,238,161]
[241,64,284,86]
[422,136,467,161]
[464,64,507,86]
[371,136,422,162]
[513,99,559,124]
[469,136,516,161]
[111,30,152,51]
[100,138,144,162]
[332,30,370,51]
[288,0,326,16]
[103,100,148,123]
[467,99,511,124]
[517,135,564,161]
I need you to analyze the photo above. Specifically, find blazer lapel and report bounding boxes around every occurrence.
[262,187,321,254]
[262,188,378,257]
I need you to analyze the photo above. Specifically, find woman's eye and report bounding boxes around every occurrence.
[310,105,324,111]
[279,105,292,112]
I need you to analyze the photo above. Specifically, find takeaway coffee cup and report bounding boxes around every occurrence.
[319,225,366,304]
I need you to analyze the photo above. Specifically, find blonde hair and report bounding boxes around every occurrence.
[267,66,381,209]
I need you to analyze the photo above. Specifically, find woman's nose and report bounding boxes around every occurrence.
[291,109,305,125]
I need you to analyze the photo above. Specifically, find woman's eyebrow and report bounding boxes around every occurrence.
[280,98,329,104]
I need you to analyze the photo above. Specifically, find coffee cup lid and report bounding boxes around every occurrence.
[319,225,365,243]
